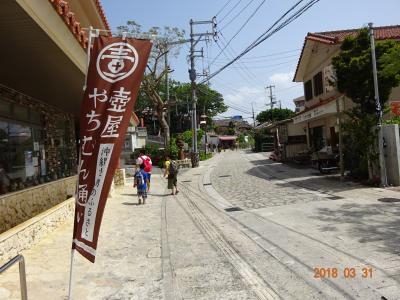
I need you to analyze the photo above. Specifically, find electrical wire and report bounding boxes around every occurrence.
[215,0,234,17]
[212,58,299,69]
[215,40,257,87]
[210,0,267,67]
[218,33,265,86]
[207,53,300,64]
[196,85,252,114]
[219,0,245,23]
[201,0,321,84]
[220,0,258,31]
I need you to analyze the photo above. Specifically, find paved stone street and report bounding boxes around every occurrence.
[2,150,400,299]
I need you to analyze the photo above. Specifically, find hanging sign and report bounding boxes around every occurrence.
[72,35,152,262]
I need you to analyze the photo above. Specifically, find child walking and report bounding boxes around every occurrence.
[134,163,150,205]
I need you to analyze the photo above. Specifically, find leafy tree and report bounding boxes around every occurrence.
[380,43,400,82]
[332,28,400,114]
[117,21,185,146]
[331,28,400,180]
[256,108,295,123]
[171,83,228,132]
[180,129,205,147]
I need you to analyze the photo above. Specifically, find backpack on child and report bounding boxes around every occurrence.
[169,161,179,176]
[134,170,145,187]
[140,155,152,173]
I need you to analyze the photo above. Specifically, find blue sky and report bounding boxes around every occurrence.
[101,0,400,119]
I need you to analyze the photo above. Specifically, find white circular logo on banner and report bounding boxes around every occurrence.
[96,42,139,83]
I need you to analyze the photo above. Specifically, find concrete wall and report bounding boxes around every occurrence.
[287,121,305,136]
[0,176,77,233]
[303,44,341,108]
[0,197,75,263]
[383,124,400,186]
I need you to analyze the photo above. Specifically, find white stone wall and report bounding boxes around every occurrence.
[0,197,75,263]
[383,124,400,186]
[0,176,77,233]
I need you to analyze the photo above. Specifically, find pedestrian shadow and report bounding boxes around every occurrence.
[122,202,141,206]
[121,193,170,197]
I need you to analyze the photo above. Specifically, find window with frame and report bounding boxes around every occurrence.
[313,72,323,96]
[304,80,313,101]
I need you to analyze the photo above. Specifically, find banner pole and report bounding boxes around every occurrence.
[83,26,95,91]
[68,26,96,299]
[67,249,76,300]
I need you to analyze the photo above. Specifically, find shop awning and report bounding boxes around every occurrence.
[293,95,342,124]
[218,136,237,141]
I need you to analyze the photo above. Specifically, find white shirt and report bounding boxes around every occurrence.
[136,155,152,166]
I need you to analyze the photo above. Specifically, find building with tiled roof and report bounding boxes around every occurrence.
[292,24,400,156]
[0,1,109,246]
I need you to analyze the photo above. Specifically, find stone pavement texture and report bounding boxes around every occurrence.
[2,151,400,299]
[208,151,400,299]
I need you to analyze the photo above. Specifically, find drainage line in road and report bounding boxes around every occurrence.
[194,161,400,296]
[183,182,356,300]
[161,188,183,300]
[249,210,400,285]
[178,184,281,300]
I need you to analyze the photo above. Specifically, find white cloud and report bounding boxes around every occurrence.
[269,71,295,87]
[214,72,303,119]
[219,85,266,119]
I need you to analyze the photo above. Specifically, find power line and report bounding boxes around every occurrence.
[215,0,234,17]
[210,0,267,67]
[212,58,299,69]
[220,0,258,31]
[218,32,265,86]
[207,53,300,64]
[219,0,244,23]
[207,48,301,61]
[196,85,252,114]
[215,40,258,87]
[201,0,321,84]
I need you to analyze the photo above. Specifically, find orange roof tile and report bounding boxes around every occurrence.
[93,0,111,31]
[48,0,111,50]
[313,25,400,44]
[294,25,400,82]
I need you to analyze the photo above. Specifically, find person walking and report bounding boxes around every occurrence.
[137,150,152,189]
[133,163,150,205]
[163,155,179,195]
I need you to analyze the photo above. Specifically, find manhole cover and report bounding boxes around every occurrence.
[225,207,243,212]
[327,196,343,200]
[219,175,231,178]
[378,198,400,203]
[181,180,192,183]
[203,183,212,186]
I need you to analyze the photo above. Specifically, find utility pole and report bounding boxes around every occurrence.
[336,97,344,181]
[251,103,256,127]
[266,85,276,109]
[165,49,170,140]
[369,22,388,187]
[189,17,217,167]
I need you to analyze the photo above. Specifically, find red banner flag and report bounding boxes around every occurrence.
[72,35,152,262]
